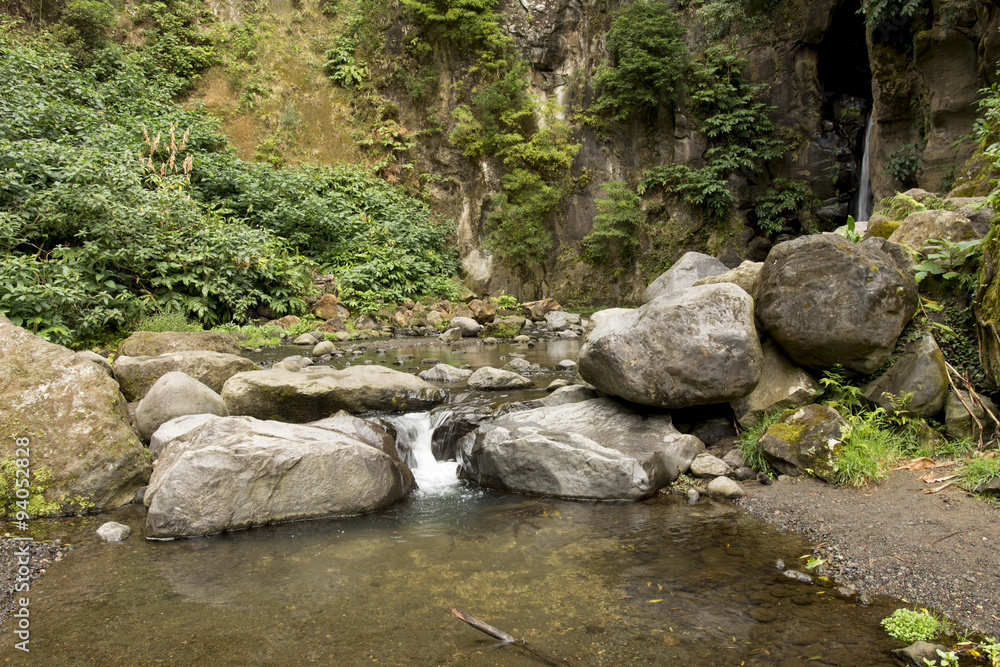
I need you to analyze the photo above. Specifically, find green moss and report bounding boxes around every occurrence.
[867,219,901,239]
[0,459,63,518]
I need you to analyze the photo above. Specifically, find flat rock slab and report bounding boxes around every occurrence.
[222,366,447,422]
[459,398,704,500]
[144,416,415,538]
[113,351,258,401]
[117,331,240,357]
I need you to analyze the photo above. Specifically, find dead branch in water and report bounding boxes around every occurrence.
[449,607,572,666]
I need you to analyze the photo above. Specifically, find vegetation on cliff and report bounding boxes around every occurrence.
[0,18,460,346]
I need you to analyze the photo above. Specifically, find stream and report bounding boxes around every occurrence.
[2,338,904,665]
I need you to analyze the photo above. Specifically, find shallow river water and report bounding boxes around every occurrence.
[2,338,904,665]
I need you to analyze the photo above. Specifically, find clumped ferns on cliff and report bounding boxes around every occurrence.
[859,0,926,30]
[588,0,686,126]
[639,46,787,223]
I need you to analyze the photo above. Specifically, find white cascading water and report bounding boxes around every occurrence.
[385,411,460,494]
[854,115,874,225]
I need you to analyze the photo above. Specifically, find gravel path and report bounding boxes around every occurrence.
[738,469,1000,637]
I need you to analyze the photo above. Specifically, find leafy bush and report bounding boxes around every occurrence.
[753,179,819,235]
[883,142,922,184]
[640,47,785,220]
[880,608,940,643]
[588,0,686,125]
[134,0,217,88]
[860,0,927,31]
[696,0,779,40]
[135,310,203,332]
[0,25,461,343]
[582,180,646,268]
[325,36,368,88]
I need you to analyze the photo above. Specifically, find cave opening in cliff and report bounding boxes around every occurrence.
[815,0,873,224]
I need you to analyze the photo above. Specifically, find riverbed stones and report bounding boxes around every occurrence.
[149,414,219,458]
[863,335,948,417]
[481,316,525,338]
[113,351,259,401]
[520,298,562,320]
[117,331,240,357]
[135,371,229,441]
[459,398,704,500]
[757,404,849,482]
[312,340,335,356]
[97,522,132,543]
[467,367,534,390]
[293,333,319,345]
[418,363,474,383]
[731,339,823,428]
[689,452,732,478]
[449,316,482,337]
[578,283,762,409]
[143,416,415,538]
[756,233,918,373]
[0,316,150,516]
[706,476,744,499]
[502,358,536,372]
[544,310,581,331]
[221,366,446,422]
[439,327,462,342]
[643,251,729,303]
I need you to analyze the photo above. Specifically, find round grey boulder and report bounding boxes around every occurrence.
[135,371,229,441]
[756,233,918,373]
[467,367,534,390]
[96,521,131,543]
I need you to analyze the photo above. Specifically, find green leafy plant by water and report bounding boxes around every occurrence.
[737,408,784,475]
[881,608,941,643]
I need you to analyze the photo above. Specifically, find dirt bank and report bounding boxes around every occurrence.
[737,469,1000,637]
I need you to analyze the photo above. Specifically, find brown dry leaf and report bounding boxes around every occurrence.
[918,473,958,485]
[895,457,938,471]
[923,480,956,494]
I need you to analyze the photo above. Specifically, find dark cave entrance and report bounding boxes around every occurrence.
[814,0,874,225]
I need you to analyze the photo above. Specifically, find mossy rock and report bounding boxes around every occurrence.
[481,316,526,338]
[757,404,848,482]
[867,219,902,239]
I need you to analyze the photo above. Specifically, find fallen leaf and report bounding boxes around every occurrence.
[924,480,956,494]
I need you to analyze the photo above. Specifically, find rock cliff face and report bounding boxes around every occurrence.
[386,0,1000,302]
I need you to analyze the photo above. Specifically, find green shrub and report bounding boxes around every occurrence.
[753,179,819,235]
[325,36,368,88]
[639,47,785,220]
[588,0,686,125]
[860,0,927,31]
[134,0,217,88]
[135,310,203,332]
[582,180,646,268]
[883,142,922,184]
[880,608,940,643]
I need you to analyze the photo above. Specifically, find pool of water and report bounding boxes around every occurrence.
[1,338,904,664]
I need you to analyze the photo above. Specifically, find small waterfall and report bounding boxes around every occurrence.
[854,115,874,224]
[385,411,460,494]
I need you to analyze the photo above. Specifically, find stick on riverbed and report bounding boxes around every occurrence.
[449,607,571,665]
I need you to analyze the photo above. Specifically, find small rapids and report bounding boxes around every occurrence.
[384,411,460,495]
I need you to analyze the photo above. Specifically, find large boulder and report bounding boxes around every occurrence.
[578,283,762,409]
[944,390,999,441]
[113,351,258,401]
[521,298,562,320]
[757,404,849,482]
[0,317,150,516]
[143,416,415,538]
[135,372,229,441]
[459,398,704,499]
[418,363,474,383]
[756,233,918,374]
[467,299,497,324]
[643,251,729,303]
[311,294,350,321]
[863,335,948,418]
[221,366,447,422]
[117,331,239,357]
[467,367,534,390]
[731,339,823,428]
[449,316,482,337]
[544,310,582,331]
[888,209,979,252]
[481,316,525,338]
[693,260,764,300]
